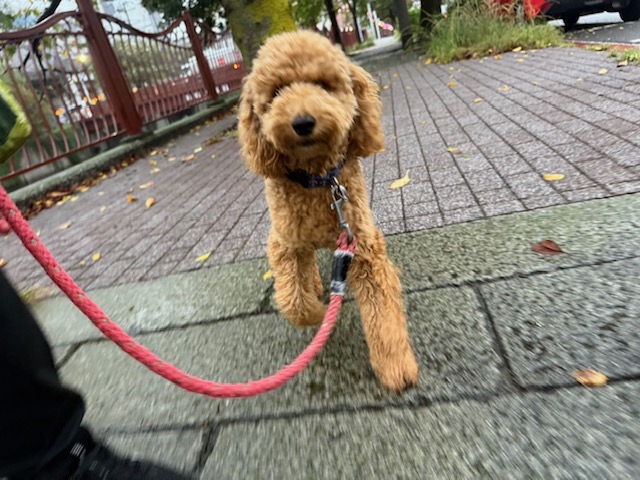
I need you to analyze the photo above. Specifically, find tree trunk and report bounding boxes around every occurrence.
[324,0,344,49]
[393,0,411,48]
[347,0,363,43]
[223,0,297,66]
[419,0,441,29]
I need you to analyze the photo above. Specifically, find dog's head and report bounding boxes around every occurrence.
[238,30,384,178]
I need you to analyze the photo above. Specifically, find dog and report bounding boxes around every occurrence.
[238,30,419,393]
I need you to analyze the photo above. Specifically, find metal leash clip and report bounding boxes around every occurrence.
[330,177,353,242]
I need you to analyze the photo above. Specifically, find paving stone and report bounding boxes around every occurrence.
[104,429,202,475]
[504,173,557,199]
[405,213,443,231]
[60,288,501,427]
[204,383,640,479]
[488,155,532,176]
[32,259,270,345]
[481,259,640,387]
[435,185,477,211]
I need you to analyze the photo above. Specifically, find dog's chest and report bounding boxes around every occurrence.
[265,182,340,247]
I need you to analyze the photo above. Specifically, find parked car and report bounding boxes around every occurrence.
[541,0,640,27]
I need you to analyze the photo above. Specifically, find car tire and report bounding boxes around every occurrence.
[620,1,640,21]
[562,13,580,27]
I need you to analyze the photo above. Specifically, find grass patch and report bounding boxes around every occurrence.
[423,0,564,63]
[616,48,640,64]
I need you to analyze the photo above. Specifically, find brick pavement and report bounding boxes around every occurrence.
[2,46,640,293]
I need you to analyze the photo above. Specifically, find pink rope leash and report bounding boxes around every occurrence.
[0,185,356,398]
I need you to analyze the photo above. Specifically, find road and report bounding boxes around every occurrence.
[554,12,640,44]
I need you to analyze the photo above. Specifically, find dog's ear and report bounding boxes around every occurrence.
[238,78,287,178]
[348,63,385,158]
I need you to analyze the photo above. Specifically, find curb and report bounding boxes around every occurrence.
[9,93,240,210]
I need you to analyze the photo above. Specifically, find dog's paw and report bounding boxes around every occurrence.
[285,301,326,327]
[375,349,420,393]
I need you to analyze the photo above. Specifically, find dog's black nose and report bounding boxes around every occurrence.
[292,115,316,136]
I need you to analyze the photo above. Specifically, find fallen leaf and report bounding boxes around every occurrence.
[194,147,203,153]
[425,58,432,65]
[531,81,539,85]
[0,258,6,268]
[576,78,584,82]
[392,73,398,77]
[531,239,563,255]
[447,81,457,87]
[127,195,137,203]
[449,66,454,71]
[195,252,212,262]
[406,86,412,90]
[182,154,195,162]
[382,85,389,90]
[543,173,565,181]
[145,197,156,208]
[78,185,90,193]
[512,46,522,52]
[100,206,107,212]
[79,260,86,267]
[517,58,525,62]
[139,182,155,189]
[168,156,177,162]
[447,147,461,154]
[149,159,157,166]
[617,59,629,67]
[473,97,483,103]
[149,149,158,156]
[92,252,101,262]
[70,196,79,202]
[498,85,511,92]
[572,369,607,388]
[59,222,72,230]
[99,192,105,196]
[151,168,161,173]
[262,270,273,281]
[420,120,428,125]
[598,68,608,74]
[493,55,502,60]
[390,172,410,190]
[211,154,216,159]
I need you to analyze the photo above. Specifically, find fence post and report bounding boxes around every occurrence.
[183,12,218,101]
[76,0,142,135]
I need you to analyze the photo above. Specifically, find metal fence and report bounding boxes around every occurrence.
[0,0,246,183]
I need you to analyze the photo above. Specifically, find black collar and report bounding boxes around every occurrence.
[285,157,345,189]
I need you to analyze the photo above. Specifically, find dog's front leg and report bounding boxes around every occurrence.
[268,234,326,327]
[348,228,419,393]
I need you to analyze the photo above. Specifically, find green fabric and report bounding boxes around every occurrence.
[0,79,31,163]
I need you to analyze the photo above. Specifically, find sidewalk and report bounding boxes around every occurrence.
[3,46,640,478]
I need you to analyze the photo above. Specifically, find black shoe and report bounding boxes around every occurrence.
[13,427,193,480]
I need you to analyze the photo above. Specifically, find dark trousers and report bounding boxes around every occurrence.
[0,270,85,477]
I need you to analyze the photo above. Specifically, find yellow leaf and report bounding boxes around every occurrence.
[493,55,502,60]
[78,185,90,192]
[449,66,454,70]
[149,159,157,166]
[512,46,523,52]
[92,252,101,262]
[139,182,154,190]
[598,68,608,74]
[59,222,72,230]
[149,149,158,155]
[543,173,565,181]
[382,85,389,90]
[576,78,584,82]
[420,120,428,125]
[517,58,524,62]
[390,172,410,190]
[127,195,137,203]
[151,168,161,173]
[100,206,107,212]
[406,86,412,90]
[194,147,203,153]
[447,147,461,154]
[447,81,457,87]
[262,270,273,281]
[195,252,212,262]
[618,59,629,67]
[183,154,195,162]
[531,81,539,85]
[70,196,79,202]
[0,258,6,268]
[79,260,86,267]
[145,197,156,208]
[498,85,510,92]
[168,156,177,162]
[211,154,216,159]
[99,191,105,196]
[473,97,483,103]
[572,369,607,388]
[425,58,432,65]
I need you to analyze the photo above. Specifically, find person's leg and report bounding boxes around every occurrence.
[0,270,85,478]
